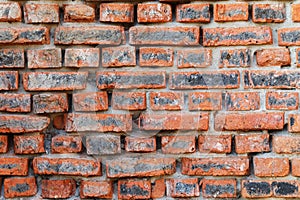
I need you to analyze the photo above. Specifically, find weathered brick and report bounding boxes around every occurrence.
[106,157,176,178]
[176,3,210,23]
[219,49,250,68]
[241,180,272,198]
[33,93,68,113]
[14,134,45,154]
[55,26,125,45]
[51,135,82,153]
[33,157,101,177]
[273,136,300,154]
[151,179,165,199]
[0,71,18,91]
[188,92,222,111]
[100,3,134,23]
[86,135,121,155]
[0,135,8,153]
[272,181,300,198]
[167,178,199,197]
[253,4,286,23]
[0,93,31,112]
[65,113,132,133]
[201,179,237,198]
[224,92,260,111]
[256,48,290,67]
[23,72,88,91]
[137,3,172,23]
[254,157,289,177]
[130,26,200,45]
[292,4,300,22]
[0,2,21,22]
[182,157,249,176]
[4,177,37,198]
[0,115,49,133]
[64,4,95,22]
[177,49,212,68]
[139,47,173,67]
[289,114,300,133]
[125,137,156,152]
[64,48,99,68]
[150,92,183,110]
[97,71,166,89]
[278,28,300,46]
[296,48,300,67]
[118,180,151,200]
[42,179,76,199]
[235,133,270,154]
[215,112,284,131]
[0,157,28,175]
[214,3,248,22]
[266,91,298,110]
[24,3,59,23]
[203,27,272,46]
[169,71,239,89]
[27,48,61,69]
[292,159,300,176]
[112,91,146,111]
[73,92,108,112]
[102,46,136,67]
[53,114,67,130]
[162,135,196,154]
[0,49,24,68]
[139,113,209,131]
[198,135,231,153]
[80,180,113,199]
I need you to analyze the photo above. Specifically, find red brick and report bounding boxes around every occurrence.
[272,180,300,198]
[52,135,82,153]
[139,113,209,131]
[176,3,210,23]
[241,180,272,198]
[42,179,76,199]
[55,26,125,45]
[235,133,270,154]
[125,137,156,152]
[118,179,151,199]
[80,180,113,199]
[289,114,300,133]
[266,91,298,110]
[203,27,272,46]
[24,3,59,23]
[278,28,300,46]
[97,71,166,89]
[292,159,300,176]
[86,135,120,155]
[292,4,300,22]
[0,71,18,91]
[139,47,173,67]
[182,157,249,176]
[215,112,284,131]
[188,92,222,111]
[162,135,196,154]
[27,48,61,69]
[106,157,176,178]
[219,49,250,68]
[0,49,24,68]
[0,2,21,22]
[0,115,49,133]
[151,179,165,199]
[198,135,231,153]
[170,71,239,89]
[0,135,8,153]
[33,93,68,113]
[0,93,31,112]
[130,26,199,45]
[177,49,212,68]
[33,157,101,177]
[0,157,28,175]
[167,178,199,197]
[137,3,172,23]
[23,72,88,91]
[66,113,132,133]
[102,46,136,67]
[53,114,67,130]
[14,134,45,154]
[297,48,300,67]
[254,157,289,177]
[73,92,108,112]
[256,48,290,67]
[201,179,237,198]
[112,91,146,111]
[224,92,260,111]
[100,3,134,23]
[253,4,286,23]
[150,92,183,110]
[273,136,300,154]
[214,3,248,22]
[4,177,37,198]
[64,4,95,22]
[64,48,99,68]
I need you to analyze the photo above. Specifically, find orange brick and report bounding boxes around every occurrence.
[198,135,231,153]
[253,3,286,23]
[162,135,196,154]
[188,92,222,111]
[266,92,298,110]
[102,46,136,67]
[138,3,172,23]
[64,4,95,22]
[177,49,212,68]
[150,92,183,110]
[4,177,37,198]
[202,179,237,198]
[139,47,173,67]
[24,3,59,23]
[0,2,21,22]
[80,181,113,199]
[167,178,199,197]
[214,3,248,22]
[224,92,260,111]
[254,157,289,177]
[235,133,270,154]
[256,48,290,67]
[73,92,108,112]
[292,4,300,22]
[100,3,134,23]
[42,179,76,199]
[14,134,45,154]
[176,3,210,23]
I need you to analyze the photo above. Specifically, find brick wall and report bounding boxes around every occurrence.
[0,0,300,199]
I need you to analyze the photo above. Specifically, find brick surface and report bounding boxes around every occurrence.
[167,178,199,197]
[150,92,183,110]
[139,47,173,67]
[235,133,270,154]
[118,180,151,199]
[27,48,62,69]
[214,3,249,22]
[0,2,21,22]
[100,3,134,23]
[254,157,289,177]
[0,135,8,153]
[33,93,68,113]
[162,135,196,154]
[42,179,76,199]
[202,179,237,198]
[241,180,272,198]
[125,137,156,152]
[188,92,222,111]
[86,135,121,155]
[14,134,45,154]
[138,3,172,23]
[278,28,300,46]
[0,49,24,68]
[24,3,59,23]
[289,114,300,133]
[0,157,28,176]
[73,92,108,112]
[64,4,95,22]
[51,135,82,153]
[4,177,37,198]
[176,3,210,23]
[273,136,300,154]
[80,180,113,199]
[253,4,286,23]
[64,48,99,68]
[0,71,18,91]
[151,179,165,199]
[177,49,212,68]
[224,92,260,111]
[266,92,298,110]
[0,93,31,112]
[112,91,146,110]
[256,48,290,67]
[292,4,300,22]
[198,135,231,153]
[219,49,250,68]
[102,46,136,67]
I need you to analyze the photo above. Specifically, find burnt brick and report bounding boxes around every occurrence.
[242,180,272,198]
[176,3,210,23]
[0,93,31,112]
[0,49,24,68]
[253,4,286,23]
[219,49,250,68]
[86,135,121,155]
